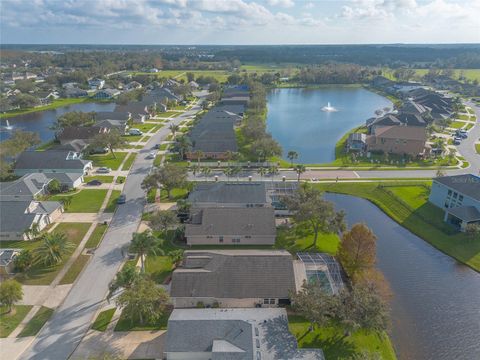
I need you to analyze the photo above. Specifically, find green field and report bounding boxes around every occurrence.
[50,189,108,213]
[91,308,116,332]
[129,69,230,82]
[0,305,33,337]
[87,152,128,170]
[0,98,90,119]
[17,306,54,337]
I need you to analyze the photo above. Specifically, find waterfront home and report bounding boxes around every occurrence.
[64,87,88,98]
[429,174,480,232]
[400,99,430,116]
[185,207,276,246]
[88,78,105,90]
[14,150,93,177]
[94,111,130,121]
[94,119,128,134]
[57,126,110,145]
[188,182,268,208]
[366,113,426,134]
[366,125,429,157]
[165,308,325,360]
[170,250,296,308]
[93,88,121,100]
[347,132,367,152]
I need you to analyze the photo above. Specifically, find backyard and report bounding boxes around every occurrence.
[50,189,108,213]
[87,152,128,170]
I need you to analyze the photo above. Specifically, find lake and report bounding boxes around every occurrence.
[0,102,116,143]
[325,193,480,360]
[266,87,392,164]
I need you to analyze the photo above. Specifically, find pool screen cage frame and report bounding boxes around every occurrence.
[297,252,345,295]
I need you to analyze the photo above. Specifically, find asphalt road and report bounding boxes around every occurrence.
[19,97,206,360]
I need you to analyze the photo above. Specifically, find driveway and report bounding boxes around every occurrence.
[19,98,206,360]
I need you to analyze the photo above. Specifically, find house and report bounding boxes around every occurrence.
[64,87,88,98]
[366,113,426,134]
[429,174,480,232]
[220,95,250,106]
[148,68,159,73]
[400,99,430,116]
[14,150,92,177]
[188,80,199,89]
[44,172,84,189]
[88,78,105,90]
[188,182,268,208]
[170,250,296,308]
[93,88,121,100]
[0,173,51,200]
[94,119,128,134]
[346,132,367,152]
[165,308,325,360]
[186,207,276,246]
[0,249,20,274]
[124,81,142,91]
[366,125,429,157]
[114,100,151,120]
[94,111,130,122]
[57,126,110,145]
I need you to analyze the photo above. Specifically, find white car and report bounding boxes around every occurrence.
[146,151,156,159]
[129,128,143,136]
[96,167,111,174]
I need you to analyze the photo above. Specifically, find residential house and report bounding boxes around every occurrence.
[346,132,367,152]
[429,174,480,232]
[170,250,296,308]
[114,100,151,122]
[88,78,105,90]
[14,150,93,177]
[94,111,130,122]
[188,80,199,89]
[366,125,430,157]
[400,99,430,116]
[64,87,88,98]
[188,182,268,208]
[124,81,142,91]
[93,88,121,100]
[366,113,426,134]
[165,308,325,360]
[94,119,128,134]
[57,126,110,145]
[0,249,21,274]
[185,207,276,246]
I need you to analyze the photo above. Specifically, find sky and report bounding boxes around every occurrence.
[1,0,479,45]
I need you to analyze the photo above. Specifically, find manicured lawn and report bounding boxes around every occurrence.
[153,155,163,167]
[83,175,114,183]
[17,306,54,337]
[476,144,480,154]
[50,189,108,213]
[85,223,108,249]
[159,143,169,151]
[116,176,126,184]
[0,305,33,338]
[160,188,189,201]
[123,134,143,142]
[147,188,156,203]
[145,255,173,284]
[0,98,89,119]
[91,308,116,332]
[121,153,137,171]
[457,114,473,121]
[313,182,480,271]
[104,190,122,213]
[276,227,340,255]
[87,152,128,170]
[59,254,91,285]
[114,307,172,331]
[158,111,180,118]
[135,123,157,132]
[4,223,90,285]
[288,314,396,360]
[450,121,466,129]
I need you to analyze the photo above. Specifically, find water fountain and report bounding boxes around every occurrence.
[5,120,13,130]
[321,102,337,112]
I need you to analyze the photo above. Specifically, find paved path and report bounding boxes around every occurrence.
[19,95,207,360]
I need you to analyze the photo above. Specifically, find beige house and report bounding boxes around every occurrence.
[185,207,276,246]
[366,125,429,157]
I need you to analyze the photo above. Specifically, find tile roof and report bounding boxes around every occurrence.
[434,174,480,202]
[373,125,427,141]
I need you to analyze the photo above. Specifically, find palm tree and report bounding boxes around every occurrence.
[168,249,184,269]
[201,166,211,181]
[175,136,191,159]
[35,232,75,266]
[269,165,279,182]
[24,222,40,240]
[258,166,267,179]
[223,166,234,182]
[169,124,180,138]
[190,164,200,178]
[130,231,162,273]
[287,151,299,168]
[231,166,242,182]
[61,196,72,210]
[194,150,204,165]
[295,164,306,182]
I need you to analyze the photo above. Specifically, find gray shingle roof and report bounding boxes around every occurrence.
[0,201,36,232]
[447,206,480,222]
[189,182,267,205]
[170,250,295,299]
[0,173,49,200]
[15,151,91,171]
[434,174,480,202]
[94,111,130,121]
[186,207,276,237]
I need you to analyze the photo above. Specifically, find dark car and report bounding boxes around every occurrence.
[86,180,102,186]
[117,194,127,204]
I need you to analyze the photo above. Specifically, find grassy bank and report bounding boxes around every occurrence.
[0,98,91,119]
[313,182,480,272]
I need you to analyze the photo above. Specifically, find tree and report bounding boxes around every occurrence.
[337,223,377,282]
[14,250,34,273]
[108,263,141,299]
[283,184,346,247]
[1,130,40,158]
[251,136,282,162]
[335,283,390,336]
[465,223,480,241]
[190,164,200,177]
[257,166,267,179]
[130,230,163,272]
[287,150,298,167]
[15,79,36,93]
[201,166,211,181]
[174,135,191,159]
[141,164,188,200]
[169,124,180,138]
[89,129,127,159]
[52,111,96,130]
[436,168,446,178]
[169,249,184,269]
[11,94,39,109]
[295,164,306,182]
[24,222,41,241]
[193,150,204,165]
[61,196,72,210]
[186,72,195,82]
[0,279,23,313]
[115,277,170,325]
[268,165,279,182]
[176,199,191,219]
[150,210,178,238]
[47,178,62,194]
[223,166,234,181]
[35,232,75,266]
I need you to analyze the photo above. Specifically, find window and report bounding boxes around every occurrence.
[459,195,464,202]
[245,235,251,239]
[219,236,223,243]
[453,192,458,199]
[263,298,276,305]
[232,238,240,243]
[448,190,452,196]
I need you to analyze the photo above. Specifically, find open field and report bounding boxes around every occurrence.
[128,69,230,82]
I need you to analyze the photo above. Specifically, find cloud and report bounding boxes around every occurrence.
[266,0,295,8]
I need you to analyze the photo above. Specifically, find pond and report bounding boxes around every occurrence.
[266,87,392,164]
[0,102,116,143]
[325,193,480,360]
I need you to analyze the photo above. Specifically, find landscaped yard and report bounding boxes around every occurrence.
[91,308,116,331]
[313,182,480,271]
[160,187,189,201]
[85,223,108,249]
[114,307,172,331]
[17,306,54,337]
[450,121,467,129]
[288,314,396,360]
[50,189,108,213]
[87,152,128,170]
[0,305,33,338]
[276,226,340,255]
[121,153,137,171]
[59,254,90,284]
[145,255,173,284]
[476,143,480,154]
[104,190,122,213]
[83,175,114,183]
[134,123,158,133]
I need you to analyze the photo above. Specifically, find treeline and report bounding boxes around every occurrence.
[295,64,376,84]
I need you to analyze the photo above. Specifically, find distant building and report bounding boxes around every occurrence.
[93,88,121,100]
[57,126,110,145]
[429,174,480,232]
[64,87,88,98]
[88,78,105,90]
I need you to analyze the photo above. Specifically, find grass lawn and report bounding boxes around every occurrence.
[116,176,126,184]
[476,144,480,154]
[114,307,172,331]
[135,123,158,133]
[145,255,173,284]
[59,254,91,285]
[288,314,396,360]
[313,182,480,271]
[123,134,143,142]
[0,98,90,119]
[276,226,340,255]
[0,305,33,338]
[154,155,164,167]
[158,111,181,118]
[17,306,54,337]
[450,121,466,129]
[50,189,108,213]
[160,187,189,201]
[83,175,114,183]
[87,152,128,170]
[121,153,137,171]
[91,308,116,332]
[104,190,122,213]
[147,188,156,203]
[159,143,169,151]
[85,223,108,249]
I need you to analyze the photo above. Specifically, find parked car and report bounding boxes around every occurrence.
[129,128,143,136]
[146,151,156,159]
[117,194,126,204]
[86,179,102,186]
[153,144,160,149]
[454,139,461,145]
[96,167,112,174]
